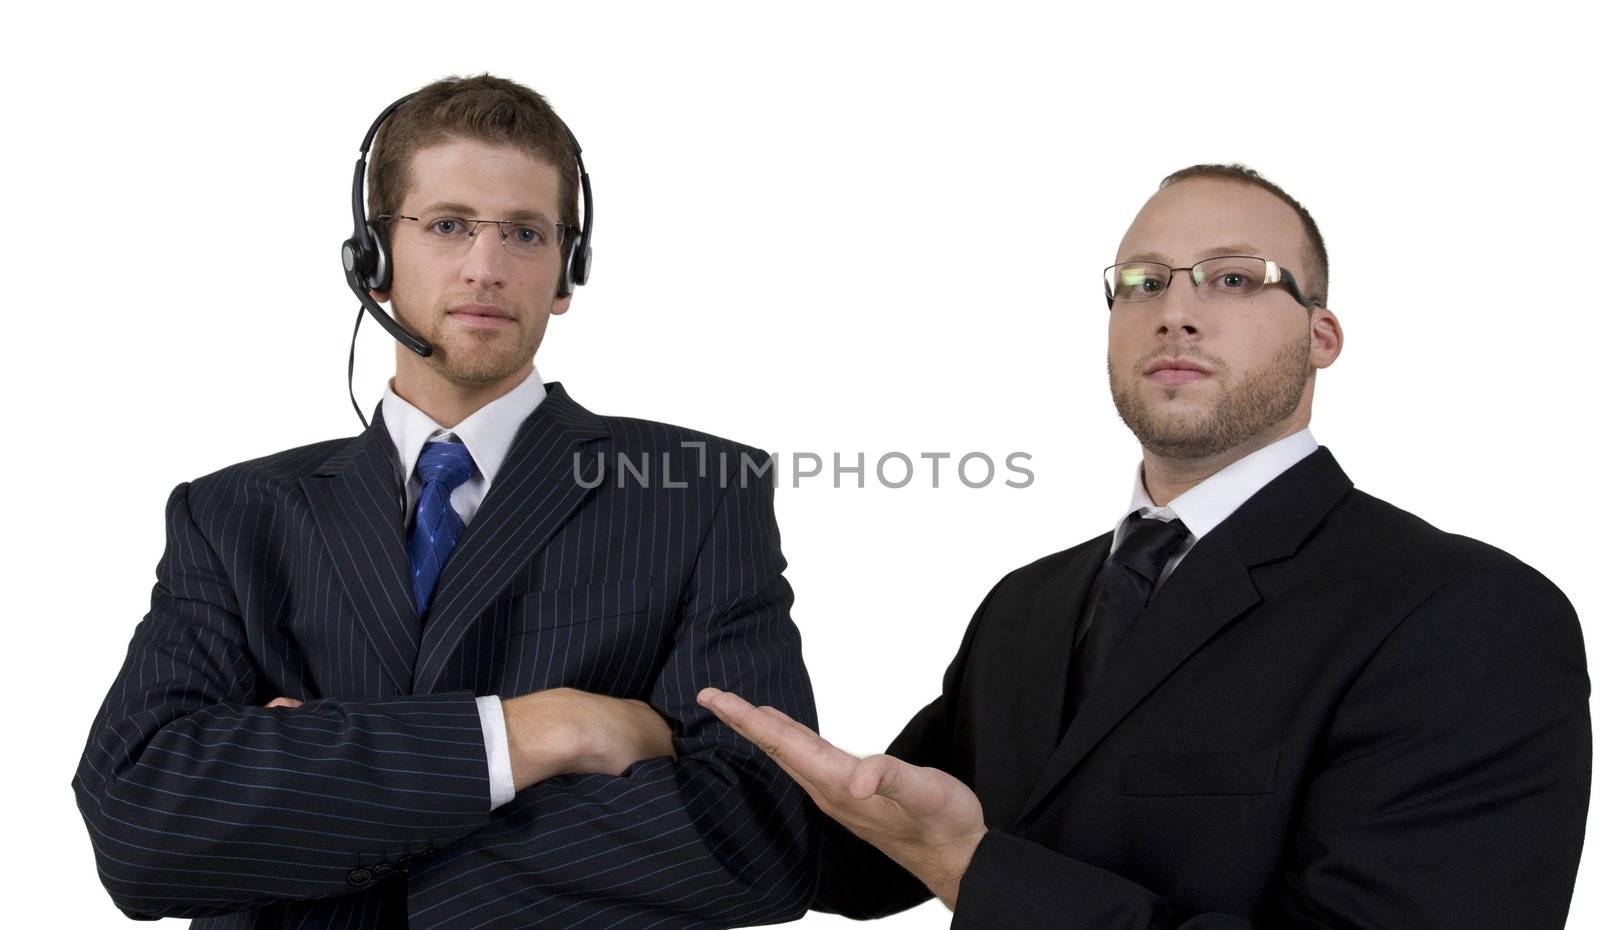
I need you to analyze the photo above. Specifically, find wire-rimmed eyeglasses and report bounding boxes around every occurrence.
[378,212,574,255]
[1103,255,1318,310]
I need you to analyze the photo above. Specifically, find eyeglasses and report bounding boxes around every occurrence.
[1102,255,1318,310]
[378,212,573,256]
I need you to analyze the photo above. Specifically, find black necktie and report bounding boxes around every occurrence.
[1066,512,1190,721]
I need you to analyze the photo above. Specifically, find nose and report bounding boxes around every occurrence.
[459,224,511,290]
[1154,275,1205,341]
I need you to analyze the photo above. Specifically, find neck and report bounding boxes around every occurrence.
[1139,414,1308,507]
[391,358,532,429]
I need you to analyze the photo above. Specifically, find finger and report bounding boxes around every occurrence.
[264,697,302,709]
[697,688,797,748]
[759,747,888,828]
[698,688,860,790]
[756,704,799,724]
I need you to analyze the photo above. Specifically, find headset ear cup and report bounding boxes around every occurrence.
[364,223,392,293]
[572,244,592,287]
[557,243,576,298]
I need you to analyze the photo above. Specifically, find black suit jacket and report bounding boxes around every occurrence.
[72,382,820,929]
[815,447,1590,928]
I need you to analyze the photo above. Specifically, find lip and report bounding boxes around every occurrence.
[1144,356,1213,385]
[447,303,514,327]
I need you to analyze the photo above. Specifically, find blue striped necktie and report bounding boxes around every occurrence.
[407,439,477,618]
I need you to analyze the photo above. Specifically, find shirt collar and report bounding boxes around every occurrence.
[380,365,548,486]
[1112,427,1319,551]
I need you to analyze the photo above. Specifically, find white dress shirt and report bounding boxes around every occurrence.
[1110,428,1319,590]
[381,367,547,811]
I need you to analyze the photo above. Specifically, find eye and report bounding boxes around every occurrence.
[426,217,468,237]
[511,225,546,245]
[1111,265,1167,300]
[1200,263,1265,294]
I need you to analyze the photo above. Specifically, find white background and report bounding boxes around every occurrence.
[4,1,1596,926]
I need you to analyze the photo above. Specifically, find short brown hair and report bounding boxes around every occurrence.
[1160,163,1328,308]
[367,73,579,256]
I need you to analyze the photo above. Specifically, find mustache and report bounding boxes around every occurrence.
[1135,348,1225,374]
[444,297,513,312]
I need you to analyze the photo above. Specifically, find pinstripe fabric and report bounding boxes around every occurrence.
[72,382,821,929]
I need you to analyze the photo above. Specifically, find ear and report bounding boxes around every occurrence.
[550,292,573,316]
[368,287,389,304]
[1308,306,1343,370]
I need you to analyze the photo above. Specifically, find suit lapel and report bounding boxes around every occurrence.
[1013,447,1355,827]
[299,404,419,694]
[1015,533,1111,791]
[412,382,609,695]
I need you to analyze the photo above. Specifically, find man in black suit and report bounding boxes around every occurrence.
[702,164,1591,927]
[73,74,818,928]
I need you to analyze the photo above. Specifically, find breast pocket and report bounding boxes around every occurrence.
[505,578,652,634]
[1120,748,1281,797]
[490,578,664,696]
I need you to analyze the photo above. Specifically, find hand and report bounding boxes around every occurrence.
[264,697,301,708]
[502,687,677,791]
[696,686,987,910]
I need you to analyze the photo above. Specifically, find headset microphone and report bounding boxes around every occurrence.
[340,90,594,428]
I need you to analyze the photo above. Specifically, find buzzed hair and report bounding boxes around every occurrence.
[1160,164,1328,308]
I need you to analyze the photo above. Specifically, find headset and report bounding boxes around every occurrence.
[339,90,595,427]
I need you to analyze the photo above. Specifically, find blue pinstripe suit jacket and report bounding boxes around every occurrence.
[72,382,821,929]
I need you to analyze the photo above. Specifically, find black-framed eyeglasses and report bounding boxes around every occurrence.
[378,212,574,255]
[1103,255,1318,310]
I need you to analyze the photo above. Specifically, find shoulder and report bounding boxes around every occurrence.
[179,435,355,523]
[594,412,769,463]
[1324,488,1569,603]
[1313,489,1585,689]
[1009,533,1113,586]
[587,412,777,500]
[963,532,1114,616]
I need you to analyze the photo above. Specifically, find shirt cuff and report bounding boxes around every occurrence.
[475,695,515,810]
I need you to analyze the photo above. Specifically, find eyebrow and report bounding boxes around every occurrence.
[416,201,555,224]
[1122,244,1264,264]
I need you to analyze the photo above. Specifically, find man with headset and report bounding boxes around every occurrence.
[701,165,1591,927]
[72,73,819,929]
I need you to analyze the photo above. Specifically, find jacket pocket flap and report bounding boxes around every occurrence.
[508,579,651,632]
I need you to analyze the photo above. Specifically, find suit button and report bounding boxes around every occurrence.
[347,868,372,886]
[420,848,439,860]
[371,863,395,879]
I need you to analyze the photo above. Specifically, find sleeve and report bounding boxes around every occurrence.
[811,572,1009,919]
[477,695,516,810]
[401,449,822,929]
[71,482,495,922]
[949,557,1592,930]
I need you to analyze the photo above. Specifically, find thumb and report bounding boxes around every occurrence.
[850,754,907,802]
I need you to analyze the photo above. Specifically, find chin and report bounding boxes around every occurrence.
[428,344,527,385]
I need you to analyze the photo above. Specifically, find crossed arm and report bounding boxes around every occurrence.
[264,689,674,795]
[74,470,817,927]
